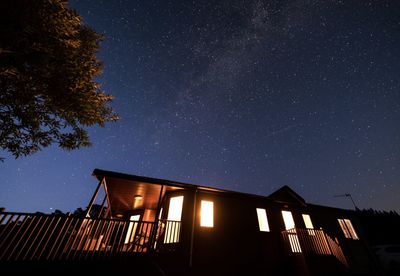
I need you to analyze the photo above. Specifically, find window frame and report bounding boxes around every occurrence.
[256,208,270,232]
[200,200,214,228]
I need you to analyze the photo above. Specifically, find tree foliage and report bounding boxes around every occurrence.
[0,0,119,158]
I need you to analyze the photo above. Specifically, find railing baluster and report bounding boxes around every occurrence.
[101,220,116,259]
[88,220,110,259]
[50,216,74,260]
[15,216,43,261]
[0,214,20,250]
[0,214,15,241]
[62,217,82,260]
[0,212,169,262]
[1,215,27,260]
[0,212,9,225]
[23,216,49,260]
[72,217,93,260]
[38,216,62,260]
[97,220,112,257]
[81,219,101,260]
[109,221,123,258]
[116,221,128,254]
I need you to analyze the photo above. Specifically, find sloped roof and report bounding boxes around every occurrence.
[267,185,307,206]
[92,169,308,207]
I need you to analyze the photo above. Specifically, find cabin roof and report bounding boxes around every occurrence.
[92,168,354,217]
[92,168,226,193]
[267,185,307,206]
[93,168,308,203]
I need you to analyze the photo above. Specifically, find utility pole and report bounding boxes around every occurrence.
[334,193,359,210]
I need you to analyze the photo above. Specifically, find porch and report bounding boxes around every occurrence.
[0,211,181,261]
[281,227,348,267]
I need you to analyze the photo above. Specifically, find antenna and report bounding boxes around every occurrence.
[334,193,358,210]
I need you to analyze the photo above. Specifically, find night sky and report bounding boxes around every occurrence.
[1,0,399,213]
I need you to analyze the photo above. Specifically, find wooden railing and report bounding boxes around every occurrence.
[282,228,348,267]
[0,212,181,261]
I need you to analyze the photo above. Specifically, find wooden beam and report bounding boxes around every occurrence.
[85,177,104,217]
[149,184,164,251]
[189,188,198,267]
[102,178,113,218]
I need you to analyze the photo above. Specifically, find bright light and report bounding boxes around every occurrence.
[167,196,184,221]
[125,215,140,244]
[256,208,270,232]
[344,219,359,240]
[282,210,295,230]
[302,214,315,235]
[200,200,214,227]
[282,210,301,253]
[164,196,184,243]
[339,218,359,240]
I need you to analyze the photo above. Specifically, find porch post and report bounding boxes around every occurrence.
[85,177,104,217]
[189,187,198,267]
[102,178,113,218]
[149,184,164,251]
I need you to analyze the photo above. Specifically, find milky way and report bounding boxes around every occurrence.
[1,0,399,213]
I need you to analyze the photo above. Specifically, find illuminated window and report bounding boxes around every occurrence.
[125,215,140,244]
[167,196,183,221]
[338,218,359,240]
[282,210,295,230]
[302,214,315,235]
[282,210,302,253]
[200,200,214,227]
[164,196,183,243]
[256,208,270,232]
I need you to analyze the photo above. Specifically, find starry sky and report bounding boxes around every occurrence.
[1,0,399,213]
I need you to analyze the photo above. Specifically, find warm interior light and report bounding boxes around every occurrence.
[302,214,313,229]
[256,208,270,232]
[282,210,295,230]
[338,218,359,240]
[124,214,140,244]
[164,196,184,243]
[338,219,351,238]
[282,210,301,253]
[200,200,214,227]
[302,214,315,235]
[167,196,184,221]
[344,219,359,240]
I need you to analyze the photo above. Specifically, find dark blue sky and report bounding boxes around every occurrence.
[1,0,399,213]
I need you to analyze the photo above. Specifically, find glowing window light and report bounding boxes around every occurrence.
[338,219,352,239]
[282,210,295,230]
[338,218,359,240]
[200,200,214,227]
[167,196,183,221]
[302,214,315,235]
[124,215,140,244]
[256,208,270,232]
[282,210,302,253]
[164,196,184,243]
[344,219,359,240]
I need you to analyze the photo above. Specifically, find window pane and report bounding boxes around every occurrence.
[302,214,315,235]
[338,219,352,239]
[164,196,184,243]
[200,200,214,227]
[256,208,270,232]
[302,214,314,229]
[282,210,301,253]
[282,210,296,230]
[167,196,184,221]
[344,219,359,240]
[125,215,140,244]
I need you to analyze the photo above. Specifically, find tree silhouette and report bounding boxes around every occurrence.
[0,0,119,159]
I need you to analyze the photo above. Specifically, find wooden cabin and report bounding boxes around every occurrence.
[0,168,380,275]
